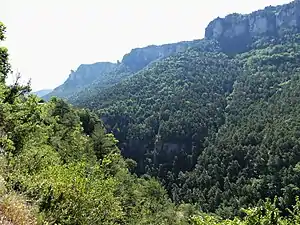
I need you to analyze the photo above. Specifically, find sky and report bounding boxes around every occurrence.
[1,0,293,91]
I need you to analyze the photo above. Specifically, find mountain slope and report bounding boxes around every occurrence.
[0,22,200,224]
[47,39,218,102]
[68,39,221,106]
[205,0,300,53]
[44,0,300,219]
[69,0,300,218]
[44,62,117,100]
[177,38,300,217]
[121,40,209,72]
[49,0,300,103]
[73,49,239,191]
[3,0,300,223]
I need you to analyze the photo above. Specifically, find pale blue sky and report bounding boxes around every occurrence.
[1,0,292,91]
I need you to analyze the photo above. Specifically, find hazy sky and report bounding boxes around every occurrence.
[1,0,293,91]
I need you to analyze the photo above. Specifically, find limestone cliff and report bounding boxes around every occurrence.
[121,41,201,72]
[205,0,300,53]
[43,62,116,100]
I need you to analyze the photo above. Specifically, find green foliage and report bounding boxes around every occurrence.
[0,22,202,224]
[0,22,6,41]
[191,198,300,224]
[46,39,220,104]
[70,32,300,219]
[0,22,10,82]
[0,81,188,224]
[25,161,123,224]
[4,1,300,221]
[0,21,195,224]
[177,39,300,217]
[72,50,239,194]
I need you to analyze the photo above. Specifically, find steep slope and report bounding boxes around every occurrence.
[121,40,207,72]
[68,63,133,104]
[48,39,215,102]
[40,0,300,220]
[0,22,200,223]
[69,39,221,106]
[69,0,300,219]
[177,38,300,217]
[73,49,239,191]
[205,0,300,53]
[3,0,300,222]
[61,0,300,103]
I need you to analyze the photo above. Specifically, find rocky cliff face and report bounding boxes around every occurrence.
[205,0,300,53]
[45,41,207,101]
[44,62,116,100]
[121,40,203,72]
[121,39,223,72]
[66,62,116,85]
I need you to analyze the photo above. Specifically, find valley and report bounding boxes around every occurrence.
[1,0,300,224]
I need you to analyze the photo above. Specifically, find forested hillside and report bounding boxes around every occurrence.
[177,38,300,217]
[70,36,300,218]
[62,0,300,220]
[3,0,300,224]
[68,39,220,106]
[72,50,238,191]
[44,39,213,101]
[3,20,299,224]
[0,22,198,224]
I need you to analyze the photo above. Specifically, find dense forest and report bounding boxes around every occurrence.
[2,21,299,225]
[69,36,300,219]
[2,0,300,224]
[65,1,300,218]
[0,22,197,224]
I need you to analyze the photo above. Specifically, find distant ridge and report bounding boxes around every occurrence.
[32,89,53,97]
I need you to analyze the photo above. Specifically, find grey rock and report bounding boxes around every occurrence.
[205,0,300,52]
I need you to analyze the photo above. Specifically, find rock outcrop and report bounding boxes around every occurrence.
[205,0,300,53]
[120,39,221,72]
[46,39,221,101]
[43,62,116,100]
[121,41,201,72]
